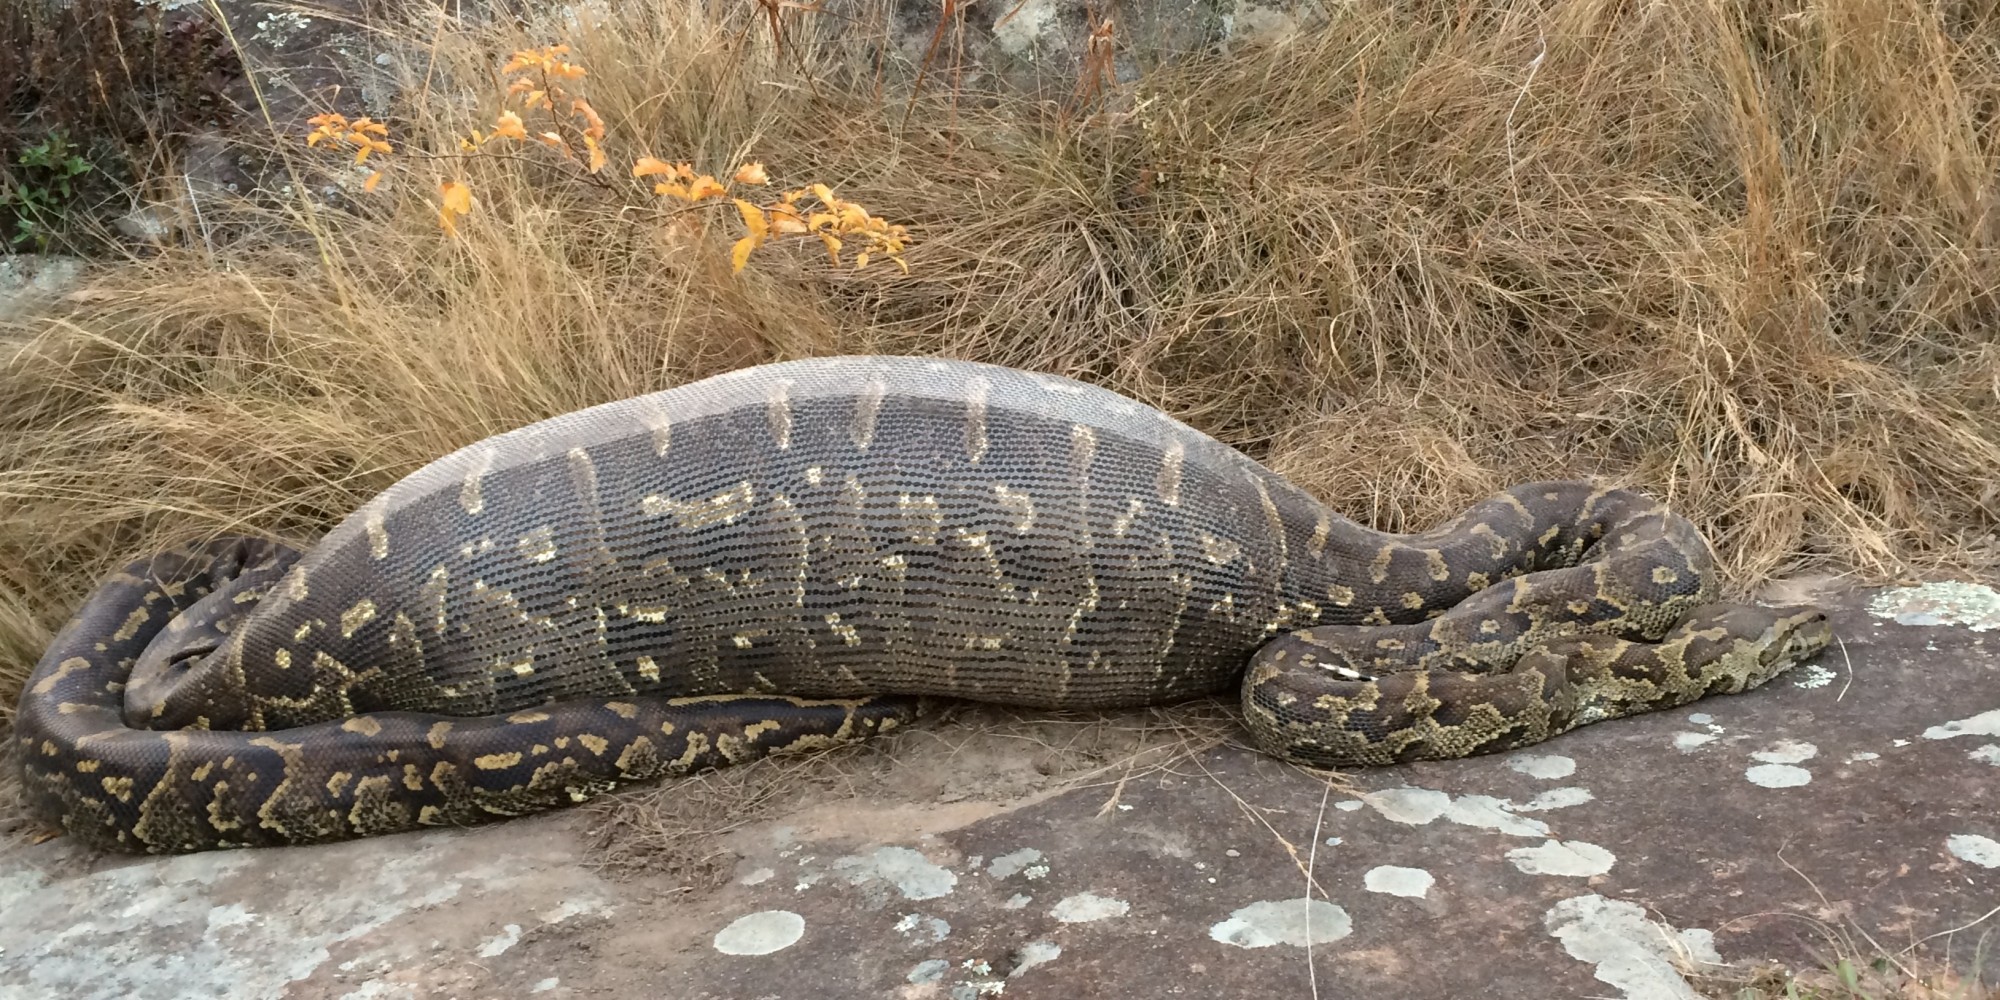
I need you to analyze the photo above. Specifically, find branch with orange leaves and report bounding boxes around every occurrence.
[299,44,913,275]
[635,158,911,273]
[463,45,610,181]
[306,113,392,191]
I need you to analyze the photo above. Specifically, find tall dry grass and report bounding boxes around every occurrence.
[3,0,1999,729]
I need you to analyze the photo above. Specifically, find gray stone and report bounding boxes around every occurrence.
[0,254,84,322]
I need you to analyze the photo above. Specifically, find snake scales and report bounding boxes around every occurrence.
[15,356,1830,853]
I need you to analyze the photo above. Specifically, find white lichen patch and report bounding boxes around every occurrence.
[1360,786,1550,838]
[1673,732,1718,752]
[1751,740,1819,764]
[1971,745,2000,766]
[1363,866,1434,898]
[253,10,315,47]
[1209,899,1352,949]
[894,913,951,944]
[1846,751,1881,763]
[1945,834,2000,868]
[1923,709,2000,742]
[990,0,1060,55]
[1508,840,1616,877]
[1508,753,1577,779]
[1517,787,1596,812]
[833,846,958,901]
[1545,894,1719,1000]
[1790,663,1837,689]
[986,848,1046,879]
[538,898,604,926]
[1745,764,1812,788]
[1050,892,1129,923]
[1867,581,2000,631]
[1335,800,1364,811]
[907,959,949,984]
[1010,941,1062,977]
[476,924,521,957]
[1002,894,1031,909]
[712,910,805,955]
[953,974,1007,998]
[0,837,613,1000]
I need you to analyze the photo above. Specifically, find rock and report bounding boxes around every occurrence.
[4,585,1997,997]
[0,254,85,322]
[114,205,179,244]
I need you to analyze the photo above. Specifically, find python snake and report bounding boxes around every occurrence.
[14,356,1830,853]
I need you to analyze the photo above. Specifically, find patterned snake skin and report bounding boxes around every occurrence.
[15,356,1831,852]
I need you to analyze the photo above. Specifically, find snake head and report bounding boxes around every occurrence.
[1692,603,1833,690]
[1759,606,1834,670]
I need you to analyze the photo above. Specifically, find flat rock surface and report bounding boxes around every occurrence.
[3,582,1996,999]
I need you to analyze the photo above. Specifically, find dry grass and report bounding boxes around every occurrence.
[1690,939,1996,999]
[1681,852,2000,999]
[1,0,1997,860]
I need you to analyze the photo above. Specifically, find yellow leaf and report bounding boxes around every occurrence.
[654,181,690,200]
[730,236,757,273]
[538,131,566,149]
[817,231,842,265]
[733,162,769,185]
[733,199,767,241]
[363,170,384,192]
[633,157,674,177]
[769,206,807,235]
[811,183,836,206]
[438,183,474,234]
[354,145,373,164]
[492,110,528,141]
[585,137,607,174]
[687,176,727,200]
[854,251,870,270]
[893,256,909,274]
[306,131,326,147]
[572,99,605,140]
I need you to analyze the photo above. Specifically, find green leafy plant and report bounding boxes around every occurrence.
[3,131,95,251]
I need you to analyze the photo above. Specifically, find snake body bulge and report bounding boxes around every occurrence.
[15,356,1830,852]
